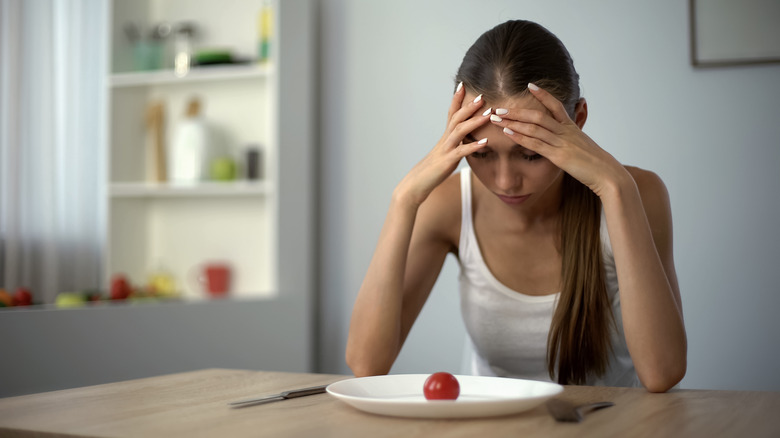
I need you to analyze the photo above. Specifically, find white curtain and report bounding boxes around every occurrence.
[0,0,107,304]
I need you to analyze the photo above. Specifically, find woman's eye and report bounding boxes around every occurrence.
[522,153,543,161]
[515,146,542,162]
[471,151,489,159]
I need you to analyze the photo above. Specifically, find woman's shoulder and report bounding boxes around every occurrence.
[623,165,673,226]
[624,166,671,206]
[416,171,463,246]
[625,165,664,188]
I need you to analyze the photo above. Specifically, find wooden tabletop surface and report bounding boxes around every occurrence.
[0,368,778,437]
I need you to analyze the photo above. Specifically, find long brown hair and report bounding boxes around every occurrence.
[455,20,614,385]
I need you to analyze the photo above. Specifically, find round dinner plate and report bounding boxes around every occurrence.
[326,374,563,419]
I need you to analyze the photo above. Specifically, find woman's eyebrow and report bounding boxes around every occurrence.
[464,133,479,143]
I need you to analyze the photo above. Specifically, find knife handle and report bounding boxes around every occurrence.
[282,385,328,399]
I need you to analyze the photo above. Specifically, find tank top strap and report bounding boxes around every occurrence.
[459,168,473,261]
[599,209,613,259]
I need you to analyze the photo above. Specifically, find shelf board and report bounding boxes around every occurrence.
[110,181,272,198]
[0,295,278,312]
[110,64,273,88]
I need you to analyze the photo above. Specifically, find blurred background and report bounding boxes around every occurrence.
[1,0,779,397]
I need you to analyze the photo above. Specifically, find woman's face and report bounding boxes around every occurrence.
[462,92,564,210]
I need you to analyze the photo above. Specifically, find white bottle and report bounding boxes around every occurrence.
[169,98,210,183]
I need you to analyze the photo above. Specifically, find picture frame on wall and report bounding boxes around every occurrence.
[689,0,780,67]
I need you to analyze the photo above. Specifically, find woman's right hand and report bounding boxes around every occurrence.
[394,83,492,207]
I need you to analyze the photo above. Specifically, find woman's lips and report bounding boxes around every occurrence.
[497,194,531,205]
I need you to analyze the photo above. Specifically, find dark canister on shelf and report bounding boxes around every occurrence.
[246,146,261,180]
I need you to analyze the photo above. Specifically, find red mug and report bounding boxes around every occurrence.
[110,274,132,300]
[203,263,231,297]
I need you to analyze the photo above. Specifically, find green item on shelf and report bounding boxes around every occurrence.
[55,292,87,308]
[133,41,163,71]
[258,1,273,63]
[195,50,233,66]
[211,157,237,181]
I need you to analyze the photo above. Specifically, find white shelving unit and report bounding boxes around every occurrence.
[106,0,280,300]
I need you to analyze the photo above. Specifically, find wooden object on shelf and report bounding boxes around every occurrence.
[145,100,167,182]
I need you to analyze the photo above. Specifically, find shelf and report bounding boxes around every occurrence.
[0,294,278,312]
[110,64,273,88]
[109,180,272,198]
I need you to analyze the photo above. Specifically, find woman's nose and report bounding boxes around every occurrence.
[495,160,518,192]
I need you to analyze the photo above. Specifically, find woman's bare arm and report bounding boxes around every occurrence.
[346,84,491,376]
[601,167,686,392]
[345,178,457,376]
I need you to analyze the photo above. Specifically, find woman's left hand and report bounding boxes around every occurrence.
[489,83,628,198]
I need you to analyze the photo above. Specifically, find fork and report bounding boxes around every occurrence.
[545,398,614,422]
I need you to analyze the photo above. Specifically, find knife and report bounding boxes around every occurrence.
[229,384,329,409]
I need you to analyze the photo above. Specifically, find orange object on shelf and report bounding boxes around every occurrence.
[0,289,12,307]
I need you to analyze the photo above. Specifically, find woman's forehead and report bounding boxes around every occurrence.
[462,92,547,113]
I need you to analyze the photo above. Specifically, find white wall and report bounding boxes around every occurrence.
[317,0,780,391]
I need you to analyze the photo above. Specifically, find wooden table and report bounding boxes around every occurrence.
[0,369,778,437]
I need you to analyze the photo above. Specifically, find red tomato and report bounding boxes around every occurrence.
[13,287,33,306]
[423,372,460,400]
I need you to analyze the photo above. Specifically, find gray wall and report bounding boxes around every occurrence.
[318,0,780,391]
[0,299,310,397]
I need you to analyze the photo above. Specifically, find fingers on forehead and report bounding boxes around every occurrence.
[514,108,551,123]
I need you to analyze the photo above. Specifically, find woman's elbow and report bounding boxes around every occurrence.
[345,347,391,377]
[349,365,386,378]
[346,354,369,377]
[640,359,687,393]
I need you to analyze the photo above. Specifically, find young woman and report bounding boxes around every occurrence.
[346,20,686,392]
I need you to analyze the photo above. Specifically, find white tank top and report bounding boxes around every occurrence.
[458,168,639,387]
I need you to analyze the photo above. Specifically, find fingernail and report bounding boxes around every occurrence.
[503,127,515,135]
[527,83,539,91]
[482,107,492,117]
[495,108,509,115]
[456,81,463,93]
[473,94,482,104]
[478,138,488,145]
[490,114,502,122]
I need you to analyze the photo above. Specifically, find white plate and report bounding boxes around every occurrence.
[326,374,563,419]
